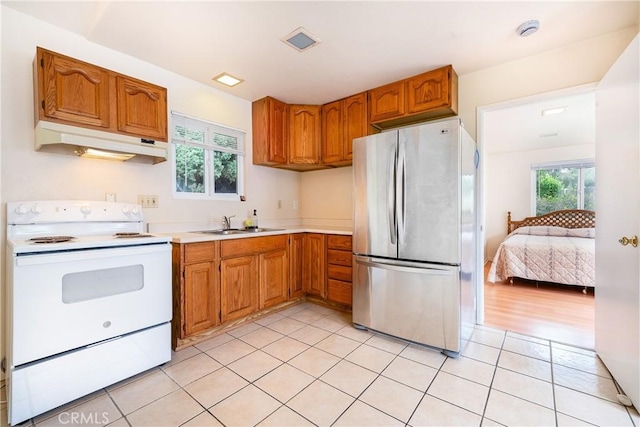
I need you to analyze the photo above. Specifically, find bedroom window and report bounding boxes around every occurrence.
[171,112,245,201]
[532,160,595,215]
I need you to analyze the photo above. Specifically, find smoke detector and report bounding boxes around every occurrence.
[516,20,540,37]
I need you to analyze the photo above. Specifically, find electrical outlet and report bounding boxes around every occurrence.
[293,200,299,210]
[137,195,158,208]
[105,193,116,202]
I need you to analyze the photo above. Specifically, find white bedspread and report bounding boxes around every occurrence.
[488,226,595,288]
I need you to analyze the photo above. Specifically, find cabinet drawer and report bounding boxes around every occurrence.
[327,280,352,306]
[327,249,352,267]
[328,265,352,282]
[184,242,218,264]
[327,235,352,251]
[221,235,288,258]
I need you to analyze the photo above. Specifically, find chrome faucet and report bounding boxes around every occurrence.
[222,215,235,230]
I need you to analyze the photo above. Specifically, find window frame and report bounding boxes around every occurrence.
[530,159,595,216]
[171,111,245,201]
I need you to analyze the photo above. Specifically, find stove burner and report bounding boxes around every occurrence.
[28,236,76,244]
[114,232,153,239]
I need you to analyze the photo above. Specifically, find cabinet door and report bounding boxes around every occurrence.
[321,100,344,164]
[116,76,168,141]
[343,93,368,161]
[289,105,321,165]
[289,234,305,298]
[252,97,288,166]
[39,49,111,128]
[220,256,258,323]
[406,66,452,115]
[260,249,289,309]
[368,81,405,123]
[184,262,219,336]
[303,233,326,298]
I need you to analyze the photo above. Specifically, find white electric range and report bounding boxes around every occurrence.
[5,200,172,425]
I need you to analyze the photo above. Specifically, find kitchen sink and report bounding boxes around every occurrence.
[195,228,285,235]
[196,229,249,235]
[242,228,285,233]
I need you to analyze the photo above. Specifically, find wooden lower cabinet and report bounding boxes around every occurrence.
[303,233,326,298]
[289,233,305,298]
[184,262,219,336]
[260,248,289,309]
[172,241,220,346]
[326,235,353,307]
[220,256,259,323]
[173,232,354,348]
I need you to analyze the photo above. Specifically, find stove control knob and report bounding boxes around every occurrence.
[131,206,140,215]
[80,205,91,215]
[30,204,43,214]
[122,205,130,214]
[15,204,28,215]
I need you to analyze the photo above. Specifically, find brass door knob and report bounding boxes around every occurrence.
[619,235,638,247]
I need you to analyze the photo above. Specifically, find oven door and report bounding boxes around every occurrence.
[10,243,171,366]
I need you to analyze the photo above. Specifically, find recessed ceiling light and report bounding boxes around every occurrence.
[516,20,540,37]
[281,27,321,52]
[212,72,244,87]
[541,106,567,116]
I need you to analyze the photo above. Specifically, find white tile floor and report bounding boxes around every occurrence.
[2,301,639,427]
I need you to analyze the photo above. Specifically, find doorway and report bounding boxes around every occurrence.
[476,84,597,349]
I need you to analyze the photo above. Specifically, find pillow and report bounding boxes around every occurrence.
[511,226,595,238]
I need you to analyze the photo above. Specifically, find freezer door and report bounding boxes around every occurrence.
[353,131,398,259]
[398,119,461,264]
[352,255,461,353]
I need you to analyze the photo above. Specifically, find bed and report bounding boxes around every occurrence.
[487,209,596,292]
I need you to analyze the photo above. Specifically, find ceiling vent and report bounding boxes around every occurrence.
[516,20,540,37]
[282,27,321,52]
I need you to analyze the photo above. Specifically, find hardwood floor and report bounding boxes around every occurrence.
[482,263,595,349]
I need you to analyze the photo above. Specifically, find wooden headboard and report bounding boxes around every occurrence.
[507,210,596,234]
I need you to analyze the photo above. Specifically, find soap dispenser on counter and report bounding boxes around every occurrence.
[251,209,259,229]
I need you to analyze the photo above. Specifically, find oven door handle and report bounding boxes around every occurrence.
[14,244,170,266]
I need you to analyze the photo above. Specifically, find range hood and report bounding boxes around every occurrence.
[35,121,168,164]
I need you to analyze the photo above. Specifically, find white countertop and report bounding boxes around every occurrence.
[162,225,352,244]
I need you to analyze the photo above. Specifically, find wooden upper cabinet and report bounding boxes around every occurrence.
[116,76,168,141]
[368,65,458,130]
[321,100,343,164]
[39,49,111,129]
[321,92,367,166]
[35,47,168,141]
[252,96,288,166]
[289,105,322,167]
[369,80,405,123]
[343,93,368,161]
[406,65,455,115]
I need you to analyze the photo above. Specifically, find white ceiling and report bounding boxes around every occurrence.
[3,1,637,150]
[3,1,638,105]
[484,91,596,153]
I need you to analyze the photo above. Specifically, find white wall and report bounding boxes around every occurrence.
[0,6,301,373]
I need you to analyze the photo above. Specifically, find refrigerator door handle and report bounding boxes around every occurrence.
[397,141,406,241]
[354,256,455,276]
[387,146,397,245]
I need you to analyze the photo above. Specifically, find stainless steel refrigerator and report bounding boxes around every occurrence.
[352,117,477,356]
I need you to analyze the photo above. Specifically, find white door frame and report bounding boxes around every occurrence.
[474,82,598,325]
